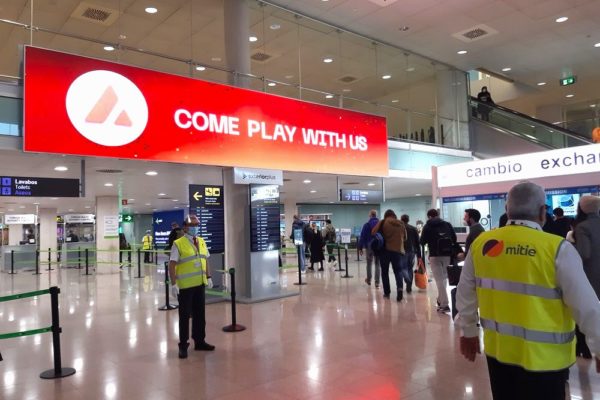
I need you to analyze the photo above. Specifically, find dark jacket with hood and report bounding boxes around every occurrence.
[420,217,457,257]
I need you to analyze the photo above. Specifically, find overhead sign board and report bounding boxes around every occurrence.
[153,210,184,247]
[559,76,576,86]
[339,189,383,203]
[189,185,225,253]
[233,168,283,185]
[23,47,389,177]
[1,176,79,197]
[5,214,36,225]
[250,185,281,252]
[437,143,600,188]
[64,214,95,223]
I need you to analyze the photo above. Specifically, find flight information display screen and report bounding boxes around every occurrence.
[250,184,281,252]
[189,185,225,253]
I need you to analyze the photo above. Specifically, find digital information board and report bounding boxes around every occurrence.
[1,176,79,197]
[339,189,383,203]
[189,185,225,253]
[153,210,184,247]
[250,185,281,252]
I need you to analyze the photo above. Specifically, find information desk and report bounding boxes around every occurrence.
[62,242,96,268]
[2,244,37,272]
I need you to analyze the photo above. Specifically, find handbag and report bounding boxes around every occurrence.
[415,260,428,290]
[447,263,462,286]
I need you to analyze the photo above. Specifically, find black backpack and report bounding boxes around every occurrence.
[436,223,454,256]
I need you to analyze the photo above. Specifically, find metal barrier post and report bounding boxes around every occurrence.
[77,247,81,269]
[342,246,353,279]
[356,246,361,261]
[47,248,53,271]
[223,268,246,332]
[335,245,344,271]
[33,249,41,275]
[159,262,178,311]
[119,249,123,265]
[136,248,142,278]
[293,245,306,286]
[40,287,76,379]
[127,250,132,267]
[9,250,16,274]
[83,249,92,276]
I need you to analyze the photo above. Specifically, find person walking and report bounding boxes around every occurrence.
[168,215,215,359]
[358,210,380,288]
[323,219,337,268]
[476,86,494,121]
[166,221,180,252]
[309,224,326,271]
[142,229,153,263]
[372,210,407,301]
[420,209,456,313]
[400,214,423,293]
[457,182,600,400]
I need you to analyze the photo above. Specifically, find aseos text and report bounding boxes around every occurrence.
[174,109,368,151]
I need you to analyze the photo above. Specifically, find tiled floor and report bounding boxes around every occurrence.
[1,257,598,399]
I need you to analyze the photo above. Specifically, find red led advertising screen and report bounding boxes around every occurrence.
[24,47,389,177]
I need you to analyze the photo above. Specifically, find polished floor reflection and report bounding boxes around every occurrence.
[0,258,598,399]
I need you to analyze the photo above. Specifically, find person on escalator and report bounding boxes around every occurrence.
[477,86,495,121]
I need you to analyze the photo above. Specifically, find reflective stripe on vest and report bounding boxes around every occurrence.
[178,254,208,264]
[471,225,575,371]
[476,277,562,300]
[174,236,208,289]
[480,318,575,345]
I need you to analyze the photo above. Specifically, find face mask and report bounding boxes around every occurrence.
[188,226,199,236]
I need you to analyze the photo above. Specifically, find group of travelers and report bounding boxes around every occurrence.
[290,216,338,272]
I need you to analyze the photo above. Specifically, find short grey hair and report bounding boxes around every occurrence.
[369,209,377,217]
[506,182,546,221]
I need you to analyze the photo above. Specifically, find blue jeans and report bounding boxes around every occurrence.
[380,250,404,295]
[404,252,415,289]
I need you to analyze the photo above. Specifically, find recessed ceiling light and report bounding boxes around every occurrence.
[329,201,334,204]
[145,171,158,176]
[211,57,222,62]
[128,199,135,202]
[595,43,600,48]
[566,94,574,98]
[103,46,115,51]
[267,82,276,87]
[195,66,206,71]
[119,34,127,40]
[284,74,294,79]
[145,7,158,14]
[555,16,568,23]
[310,190,317,193]
[174,206,180,209]
[325,94,334,99]
[537,82,546,86]
[323,58,334,63]
[33,202,40,205]
[172,199,179,202]
[152,208,157,211]
[406,67,415,72]
[68,209,74,212]
[145,203,151,206]
[368,183,375,186]
[502,67,512,72]
[303,179,311,184]
[158,193,166,196]
[249,36,258,42]
[19,205,25,209]
[382,75,392,80]
[591,104,597,108]
[54,166,68,171]
[391,99,399,103]
[457,50,467,55]
[104,183,113,187]
[85,206,91,209]
[415,193,422,196]
[342,89,351,92]
[51,197,58,200]
[399,26,410,31]
[270,23,281,30]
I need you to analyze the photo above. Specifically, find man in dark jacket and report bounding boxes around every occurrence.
[166,222,180,252]
[553,207,572,238]
[420,209,457,313]
[400,214,422,293]
[462,209,485,256]
[358,209,380,287]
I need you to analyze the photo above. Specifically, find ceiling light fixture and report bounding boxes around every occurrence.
[172,199,179,202]
[119,34,127,40]
[310,190,317,193]
[591,104,597,108]
[104,183,113,187]
[323,58,333,63]
[391,99,399,103]
[303,179,311,184]
[19,205,25,209]
[103,46,115,51]
[249,36,258,42]
[267,82,276,87]
[145,171,158,176]
[195,66,206,71]
[555,16,568,23]
[399,26,410,31]
[145,203,151,206]
[406,67,415,72]
[457,50,467,55]
[270,23,281,30]
[415,193,422,196]
[537,82,547,86]
[158,193,166,196]
[502,67,512,72]
[33,202,40,205]
[51,197,58,200]
[566,94,574,98]
[342,89,351,92]
[382,75,392,80]
[284,74,294,79]
[85,206,91,209]
[325,94,334,99]
[368,183,375,186]
[54,166,68,171]
[68,209,74,212]
[595,43,600,48]
[211,57,222,62]
[145,7,158,14]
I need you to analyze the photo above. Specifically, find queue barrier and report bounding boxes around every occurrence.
[221,268,245,333]
[0,286,75,379]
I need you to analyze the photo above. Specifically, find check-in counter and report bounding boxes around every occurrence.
[2,244,38,272]
[62,242,96,268]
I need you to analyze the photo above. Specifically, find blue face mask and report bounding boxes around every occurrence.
[188,226,199,236]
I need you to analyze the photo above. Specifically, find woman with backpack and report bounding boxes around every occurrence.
[372,209,407,301]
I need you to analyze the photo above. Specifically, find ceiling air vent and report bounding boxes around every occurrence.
[71,2,119,26]
[96,169,123,174]
[251,52,273,63]
[452,24,498,43]
[338,75,358,84]
[343,182,360,185]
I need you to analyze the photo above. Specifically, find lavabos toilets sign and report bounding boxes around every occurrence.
[23,47,389,177]
[437,143,600,187]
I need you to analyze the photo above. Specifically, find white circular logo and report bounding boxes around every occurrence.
[66,70,148,146]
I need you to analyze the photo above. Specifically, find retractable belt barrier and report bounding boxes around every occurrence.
[221,268,245,333]
[0,286,76,379]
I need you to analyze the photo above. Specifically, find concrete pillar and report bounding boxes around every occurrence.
[38,208,57,262]
[224,0,251,88]
[8,224,22,245]
[95,196,119,273]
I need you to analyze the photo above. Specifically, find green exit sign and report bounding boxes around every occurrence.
[559,76,576,86]
[120,214,133,223]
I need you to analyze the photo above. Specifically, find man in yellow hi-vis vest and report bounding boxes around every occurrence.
[457,182,600,400]
[168,215,214,359]
[142,230,153,263]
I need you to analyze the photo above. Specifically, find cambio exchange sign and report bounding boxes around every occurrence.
[437,143,600,188]
[24,47,389,177]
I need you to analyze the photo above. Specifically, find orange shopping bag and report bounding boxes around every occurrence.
[415,259,428,290]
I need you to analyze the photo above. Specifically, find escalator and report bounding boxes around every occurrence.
[469,97,592,159]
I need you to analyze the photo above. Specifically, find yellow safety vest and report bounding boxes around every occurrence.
[471,225,575,371]
[142,235,153,250]
[173,235,208,289]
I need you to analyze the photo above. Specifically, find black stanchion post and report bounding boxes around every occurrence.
[77,247,81,269]
[223,268,246,332]
[33,249,41,275]
[47,248,53,271]
[335,245,344,271]
[119,249,123,265]
[293,245,306,286]
[356,246,361,262]
[159,262,178,311]
[40,286,76,379]
[342,246,353,278]
[127,250,132,267]
[136,248,142,278]
[84,249,92,276]
[9,250,16,275]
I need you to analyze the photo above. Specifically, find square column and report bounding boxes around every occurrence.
[38,208,58,263]
[96,196,119,274]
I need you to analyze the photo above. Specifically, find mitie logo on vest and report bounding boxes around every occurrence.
[65,70,149,146]
[482,239,537,257]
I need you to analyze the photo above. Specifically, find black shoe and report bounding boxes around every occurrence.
[383,293,390,298]
[318,267,324,271]
[195,342,215,351]
[406,287,412,294]
[437,306,451,313]
[178,344,189,359]
[308,267,315,271]
[397,291,403,302]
